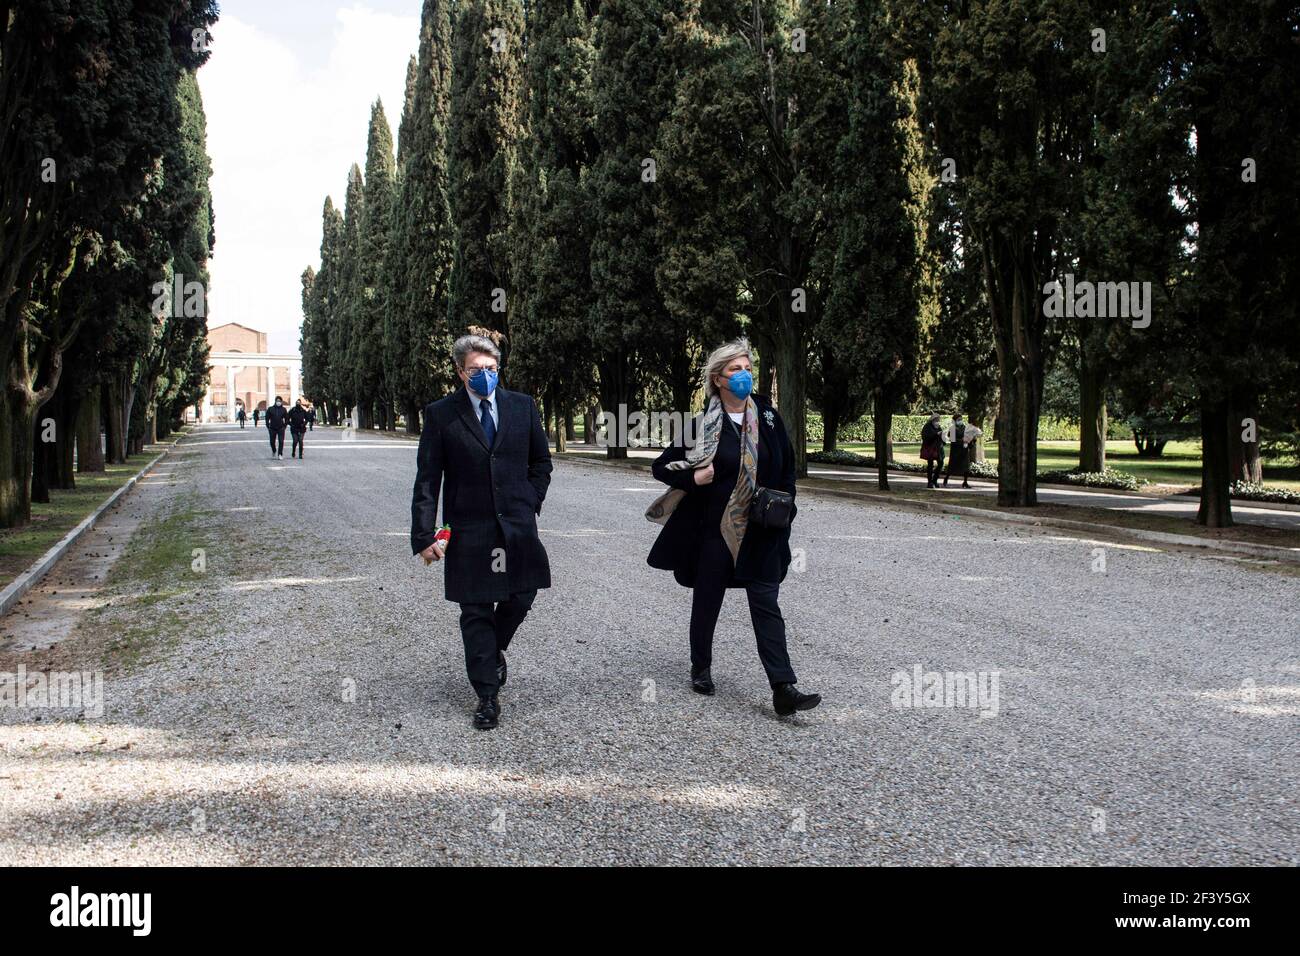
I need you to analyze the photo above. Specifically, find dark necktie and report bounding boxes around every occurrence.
[480,398,496,447]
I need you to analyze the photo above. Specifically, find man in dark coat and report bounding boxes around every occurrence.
[287,400,309,459]
[410,334,553,730]
[264,397,288,459]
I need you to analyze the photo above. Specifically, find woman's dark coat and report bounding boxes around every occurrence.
[410,387,553,604]
[647,394,797,588]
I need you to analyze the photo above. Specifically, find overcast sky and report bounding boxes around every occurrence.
[198,1,419,355]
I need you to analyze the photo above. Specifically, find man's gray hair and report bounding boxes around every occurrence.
[452,333,500,368]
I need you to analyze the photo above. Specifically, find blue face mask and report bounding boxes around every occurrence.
[726,368,754,400]
[468,368,498,396]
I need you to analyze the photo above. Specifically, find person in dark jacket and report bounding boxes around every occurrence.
[410,334,553,730]
[236,406,247,428]
[287,400,309,458]
[307,406,316,431]
[253,407,260,427]
[920,413,945,488]
[647,338,821,717]
[265,397,288,459]
[942,414,982,488]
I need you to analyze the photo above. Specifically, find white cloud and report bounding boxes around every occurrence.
[199,5,417,356]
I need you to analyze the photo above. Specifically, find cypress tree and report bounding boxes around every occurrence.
[588,0,676,458]
[448,0,526,348]
[353,101,397,430]
[388,0,457,431]
[510,0,600,450]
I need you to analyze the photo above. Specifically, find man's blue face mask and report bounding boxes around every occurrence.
[726,368,754,400]
[468,367,498,396]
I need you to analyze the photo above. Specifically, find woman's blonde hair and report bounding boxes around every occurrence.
[701,337,753,399]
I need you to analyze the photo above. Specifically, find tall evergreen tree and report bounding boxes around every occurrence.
[510,0,599,450]
[353,100,397,429]
[818,2,938,488]
[333,164,367,422]
[448,0,526,348]
[894,0,1100,506]
[387,0,456,431]
[588,0,676,458]
[0,0,218,527]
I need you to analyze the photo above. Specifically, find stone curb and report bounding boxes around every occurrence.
[0,440,181,618]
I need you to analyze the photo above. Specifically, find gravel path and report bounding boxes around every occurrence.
[1,422,1295,865]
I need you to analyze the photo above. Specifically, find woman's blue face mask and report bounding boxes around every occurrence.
[468,367,498,396]
[726,368,754,400]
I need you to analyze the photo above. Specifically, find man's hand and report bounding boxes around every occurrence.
[693,462,715,486]
[420,540,446,564]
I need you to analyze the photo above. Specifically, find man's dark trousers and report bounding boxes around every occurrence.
[268,426,285,455]
[459,589,537,697]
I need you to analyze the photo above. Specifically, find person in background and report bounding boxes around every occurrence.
[287,399,310,459]
[646,337,821,718]
[236,406,247,429]
[253,407,260,427]
[265,396,289,460]
[307,405,316,431]
[410,334,553,731]
[920,413,945,488]
[942,414,982,489]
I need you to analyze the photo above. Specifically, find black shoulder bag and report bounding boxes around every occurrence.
[749,486,794,529]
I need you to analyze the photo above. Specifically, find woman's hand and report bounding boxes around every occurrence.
[420,540,446,563]
[693,462,715,486]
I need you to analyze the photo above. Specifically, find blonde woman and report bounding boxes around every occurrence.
[646,339,821,717]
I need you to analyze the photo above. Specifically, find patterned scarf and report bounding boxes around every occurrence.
[646,394,759,563]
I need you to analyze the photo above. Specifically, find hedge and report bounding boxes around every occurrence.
[1226,481,1300,505]
[1036,468,1148,491]
[807,412,1088,444]
[807,453,1143,490]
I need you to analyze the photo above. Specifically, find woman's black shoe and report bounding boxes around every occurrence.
[691,669,715,696]
[473,695,500,730]
[772,683,821,716]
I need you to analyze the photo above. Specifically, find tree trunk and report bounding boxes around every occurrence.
[31,411,52,504]
[564,407,577,443]
[77,386,106,473]
[985,235,1044,507]
[772,326,807,479]
[584,406,599,445]
[104,381,127,465]
[822,406,839,453]
[551,388,566,454]
[1196,396,1233,527]
[1228,390,1262,484]
[55,388,77,488]
[1078,360,1106,472]
[405,398,421,434]
[597,352,634,460]
[0,387,36,527]
[873,398,892,490]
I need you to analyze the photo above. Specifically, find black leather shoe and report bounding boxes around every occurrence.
[772,683,821,716]
[473,695,499,730]
[497,651,507,688]
[691,669,715,696]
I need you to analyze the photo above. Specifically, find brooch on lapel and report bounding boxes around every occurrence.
[763,409,775,428]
